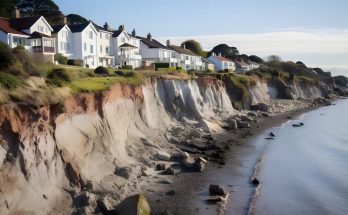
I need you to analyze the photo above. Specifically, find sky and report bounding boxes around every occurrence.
[55,0,348,75]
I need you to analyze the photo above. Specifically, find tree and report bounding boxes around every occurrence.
[67,14,88,24]
[17,0,63,24]
[267,55,282,62]
[181,40,207,57]
[334,76,348,87]
[0,0,16,18]
[249,55,264,64]
[208,44,239,58]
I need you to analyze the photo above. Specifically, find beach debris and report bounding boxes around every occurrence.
[247,112,258,117]
[162,167,175,175]
[269,132,275,137]
[156,164,166,171]
[209,185,226,196]
[251,102,270,112]
[265,137,274,140]
[261,112,271,117]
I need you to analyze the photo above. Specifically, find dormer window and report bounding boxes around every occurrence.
[89,31,93,39]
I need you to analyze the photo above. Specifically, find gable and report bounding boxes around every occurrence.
[32,17,53,32]
[82,23,98,35]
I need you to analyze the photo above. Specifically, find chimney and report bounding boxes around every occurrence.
[166,39,170,47]
[132,29,136,37]
[63,16,68,25]
[219,52,222,57]
[118,25,125,31]
[104,22,109,30]
[12,6,20,19]
[147,33,152,40]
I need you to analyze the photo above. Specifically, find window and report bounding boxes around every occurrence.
[60,42,64,50]
[89,31,93,39]
[186,56,189,60]
[90,45,93,54]
[105,34,109,39]
[105,46,109,54]
[100,33,102,39]
[67,43,70,51]
[121,37,125,43]
[84,43,87,51]
[100,45,103,53]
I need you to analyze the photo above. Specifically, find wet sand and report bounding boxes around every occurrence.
[146,103,325,215]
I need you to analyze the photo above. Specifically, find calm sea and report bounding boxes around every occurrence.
[254,98,348,215]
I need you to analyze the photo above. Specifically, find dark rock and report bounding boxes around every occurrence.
[156,164,166,171]
[247,112,258,117]
[269,132,275,137]
[194,157,207,172]
[111,194,151,215]
[162,167,175,175]
[265,137,274,140]
[114,167,131,179]
[241,115,254,122]
[209,185,226,196]
[237,120,251,128]
[97,197,113,214]
[165,190,176,196]
[206,196,224,203]
[261,112,271,117]
[251,178,260,185]
[251,103,269,112]
[182,156,196,169]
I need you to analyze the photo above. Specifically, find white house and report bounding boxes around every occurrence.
[0,8,56,63]
[0,17,29,49]
[202,58,215,72]
[234,60,260,73]
[93,22,114,67]
[137,34,178,67]
[208,53,235,71]
[112,25,142,69]
[69,22,99,68]
[52,24,73,58]
[168,44,203,71]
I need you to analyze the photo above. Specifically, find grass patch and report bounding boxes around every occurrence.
[0,72,23,89]
[71,75,143,92]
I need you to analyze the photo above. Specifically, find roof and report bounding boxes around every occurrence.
[28,31,51,39]
[169,45,198,56]
[68,23,90,33]
[234,60,250,67]
[210,55,232,62]
[92,23,113,33]
[137,36,169,49]
[9,16,41,30]
[52,25,65,33]
[0,17,28,35]
[202,58,214,64]
[119,43,138,48]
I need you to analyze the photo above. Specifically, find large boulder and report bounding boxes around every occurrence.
[111,194,151,215]
[209,185,226,196]
[156,151,171,161]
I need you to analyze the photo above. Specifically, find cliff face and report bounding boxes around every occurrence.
[0,77,332,214]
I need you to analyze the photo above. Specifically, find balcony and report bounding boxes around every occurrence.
[119,54,142,60]
[32,46,55,53]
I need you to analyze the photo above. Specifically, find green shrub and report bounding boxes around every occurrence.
[122,65,133,70]
[67,59,83,66]
[176,67,182,70]
[47,68,71,87]
[94,66,109,75]
[124,71,135,77]
[0,72,23,89]
[115,70,126,76]
[54,53,68,65]
[0,42,14,69]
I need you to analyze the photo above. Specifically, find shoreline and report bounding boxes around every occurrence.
[145,100,331,215]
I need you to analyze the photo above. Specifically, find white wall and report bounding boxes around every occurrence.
[25,17,52,36]
[98,30,113,58]
[53,26,73,57]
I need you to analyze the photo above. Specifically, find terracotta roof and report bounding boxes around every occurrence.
[137,36,168,49]
[211,55,231,62]
[10,16,41,30]
[169,45,198,56]
[0,17,27,35]
[28,31,51,39]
